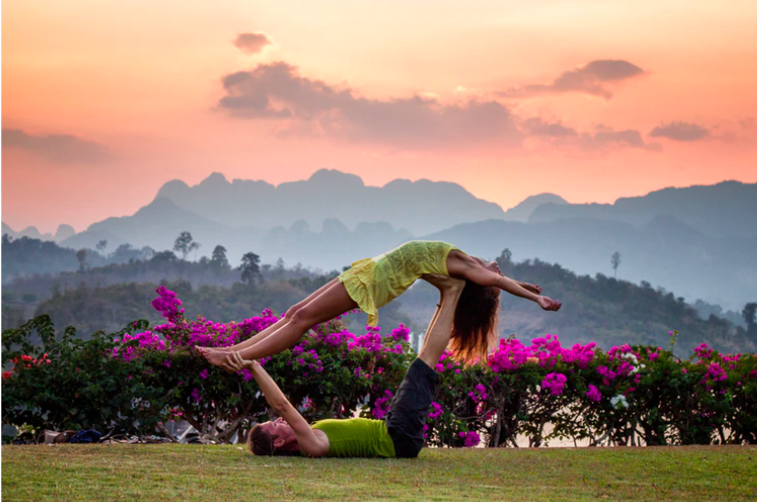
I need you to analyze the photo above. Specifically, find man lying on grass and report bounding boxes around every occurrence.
[226,274,465,458]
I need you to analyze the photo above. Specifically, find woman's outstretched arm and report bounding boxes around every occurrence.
[466,254,542,294]
[448,256,561,311]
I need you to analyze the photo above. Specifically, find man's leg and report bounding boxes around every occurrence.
[384,278,464,458]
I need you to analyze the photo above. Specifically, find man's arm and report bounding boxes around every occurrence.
[417,276,465,367]
[234,354,329,457]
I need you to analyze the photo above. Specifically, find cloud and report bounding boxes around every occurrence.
[2,128,113,163]
[523,120,661,152]
[498,60,645,100]
[649,121,710,141]
[233,32,273,55]
[218,62,522,149]
[216,61,675,154]
[579,126,662,151]
[522,118,578,137]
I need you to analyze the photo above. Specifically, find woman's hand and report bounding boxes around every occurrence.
[537,296,562,311]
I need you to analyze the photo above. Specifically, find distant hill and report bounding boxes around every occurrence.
[61,197,234,254]
[1,235,81,279]
[155,169,506,235]
[59,197,414,271]
[251,218,414,270]
[0,235,151,284]
[2,222,75,243]
[57,169,504,267]
[529,180,757,238]
[502,193,568,222]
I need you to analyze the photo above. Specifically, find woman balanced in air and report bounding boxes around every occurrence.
[199,240,561,370]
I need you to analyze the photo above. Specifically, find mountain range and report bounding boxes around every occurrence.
[427,215,756,311]
[155,169,507,235]
[2,171,755,309]
[529,180,757,239]
[2,222,75,243]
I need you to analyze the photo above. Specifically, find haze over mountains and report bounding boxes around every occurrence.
[155,169,507,234]
[428,216,755,311]
[2,170,755,310]
[529,180,757,239]
[2,222,75,243]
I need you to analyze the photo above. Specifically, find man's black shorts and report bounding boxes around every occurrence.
[384,358,439,458]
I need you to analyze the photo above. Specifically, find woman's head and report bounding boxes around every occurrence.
[450,280,500,363]
[247,418,301,456]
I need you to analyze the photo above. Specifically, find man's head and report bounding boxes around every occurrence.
[248,418,301,456]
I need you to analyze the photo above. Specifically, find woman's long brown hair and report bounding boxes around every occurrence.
[449,281,500,363]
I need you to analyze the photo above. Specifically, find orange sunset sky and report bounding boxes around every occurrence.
[2,0,756,234]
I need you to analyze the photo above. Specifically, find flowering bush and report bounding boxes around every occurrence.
[425,332,756,447]
[2,286,755,446]
[1,315,154,435]
[2,287,413,442]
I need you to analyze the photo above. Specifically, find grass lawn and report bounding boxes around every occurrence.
[2,444,755,501]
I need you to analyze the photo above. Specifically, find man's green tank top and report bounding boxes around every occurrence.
[311,418,396,458]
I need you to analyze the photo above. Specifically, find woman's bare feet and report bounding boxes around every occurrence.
[199,348,243,372]
[196,346,231,358]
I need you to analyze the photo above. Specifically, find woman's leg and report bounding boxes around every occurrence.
[205,280,358,371]
[201,278,340,354]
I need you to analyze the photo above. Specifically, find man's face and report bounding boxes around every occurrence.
[260,418,296,448]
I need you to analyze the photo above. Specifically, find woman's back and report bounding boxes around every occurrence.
[373,240,457,286]
[338,240,459,327]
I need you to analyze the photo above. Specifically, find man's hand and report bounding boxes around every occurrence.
[227,351,255,372]
[421,273,466,292]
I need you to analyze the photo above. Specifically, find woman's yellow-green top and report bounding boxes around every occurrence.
[338,240,459,326]
[311,418,396,458]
